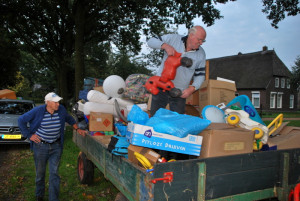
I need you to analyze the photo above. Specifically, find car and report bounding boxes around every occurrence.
[0,99,35,144]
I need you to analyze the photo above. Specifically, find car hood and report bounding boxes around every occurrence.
[0,114,19,127]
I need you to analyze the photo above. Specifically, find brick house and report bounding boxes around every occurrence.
[208,46,298,112]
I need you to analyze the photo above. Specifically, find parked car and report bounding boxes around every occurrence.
[0,99,35,144]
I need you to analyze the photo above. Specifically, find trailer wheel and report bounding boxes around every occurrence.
[114,192,129,201]
[77,151,94,185]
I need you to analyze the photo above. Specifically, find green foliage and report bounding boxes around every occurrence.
[0,30,20,88]
[262,0,300,28]
[290,55,300,90]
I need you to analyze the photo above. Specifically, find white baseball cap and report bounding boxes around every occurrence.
[45,92,63,102]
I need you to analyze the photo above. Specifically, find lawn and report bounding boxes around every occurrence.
[3,127,118,201]
[261,111,300,127]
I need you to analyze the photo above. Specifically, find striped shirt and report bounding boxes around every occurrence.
[36,111,61,143]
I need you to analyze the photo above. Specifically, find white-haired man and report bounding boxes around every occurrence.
[18,92,86,201]
[147,25,207,116]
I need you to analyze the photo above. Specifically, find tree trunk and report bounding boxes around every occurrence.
[74,1,86,100]
[56,63,69,107]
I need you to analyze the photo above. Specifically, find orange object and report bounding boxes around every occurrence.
[144,51,192,97]
[289,183,300,201]
[0,89,17,99]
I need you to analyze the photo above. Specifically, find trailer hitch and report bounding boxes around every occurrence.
[151,172,173,184]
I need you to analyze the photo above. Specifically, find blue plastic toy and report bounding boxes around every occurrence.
[226,95,265,126]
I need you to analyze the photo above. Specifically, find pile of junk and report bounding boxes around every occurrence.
[72,72,300,173]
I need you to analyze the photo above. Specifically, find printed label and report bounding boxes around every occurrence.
[144,129,152,138]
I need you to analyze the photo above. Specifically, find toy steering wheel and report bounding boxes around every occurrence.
[244,105,256,117]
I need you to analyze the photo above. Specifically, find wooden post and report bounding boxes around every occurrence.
[205,60,209,80]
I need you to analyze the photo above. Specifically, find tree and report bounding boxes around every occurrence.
[290,56,300,90]
[262,0,300,28]
[0,30,20,88]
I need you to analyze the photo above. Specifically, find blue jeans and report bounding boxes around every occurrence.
[150,90,186,116]
[33,142,62,201]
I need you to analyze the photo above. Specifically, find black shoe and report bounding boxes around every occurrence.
[36,196,44,201]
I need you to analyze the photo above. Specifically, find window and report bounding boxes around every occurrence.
[252,91,260,108]
[287,79,290,89]
[277,92,283,108]
[275,78,279,88]
[281,78,285,88]
[270,92,276,109]
[290,94,294,108]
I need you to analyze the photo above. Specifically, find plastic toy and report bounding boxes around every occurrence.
[224,108,269,150]
[226,95,265,125]
[144,51,192,97]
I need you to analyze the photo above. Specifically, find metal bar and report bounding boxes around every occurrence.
[198,162,206,201]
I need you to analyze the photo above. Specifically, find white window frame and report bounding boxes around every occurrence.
[275,78,279,88]
[252,91,260,108]
[287,79,290,89]
[277,92,283,108]
[270,92,276,109]
[281,78,285,88]
[290,94,294,109]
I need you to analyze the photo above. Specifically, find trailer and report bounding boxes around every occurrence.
[73,131,300,201]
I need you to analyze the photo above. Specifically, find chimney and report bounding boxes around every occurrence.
[262,46,268,51]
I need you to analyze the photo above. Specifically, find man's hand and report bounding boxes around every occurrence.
[30,134,41,143]
[76,129,87,137]
[181,86,195,99]
[161,43,176,56]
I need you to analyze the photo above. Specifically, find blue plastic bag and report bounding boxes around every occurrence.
[127,104,149,124]
[145,108,211,138]
[108,136,130,158]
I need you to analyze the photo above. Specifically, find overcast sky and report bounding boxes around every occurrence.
[142,0,300,71]
[180,0,300,70]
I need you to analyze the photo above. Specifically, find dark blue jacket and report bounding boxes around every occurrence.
[18,104,76,149]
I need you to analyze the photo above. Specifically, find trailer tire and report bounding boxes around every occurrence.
[77,151,94,185]
[115,192,129,201]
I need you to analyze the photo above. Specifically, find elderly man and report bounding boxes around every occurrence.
[147,25,207,116]
[18,92,86,201]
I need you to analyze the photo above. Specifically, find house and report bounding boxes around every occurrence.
[208,46,298,112]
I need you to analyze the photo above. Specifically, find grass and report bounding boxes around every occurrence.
[261,111,300,118]
[6,126,118,201]
[261,111,300,127]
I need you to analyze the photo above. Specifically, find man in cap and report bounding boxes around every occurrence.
[18,92,87,201]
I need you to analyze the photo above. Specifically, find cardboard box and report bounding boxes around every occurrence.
[127,122,203,156]
[186,89,199,105]
[0,89,17,99]
[93,86,105,93]
[268,126,300,150]
[89,112,113,131]
[127,145,161,167]
[198,123,254,158]
[199,80,236,113]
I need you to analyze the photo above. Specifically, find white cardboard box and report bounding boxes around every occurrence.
[127,122,203,156]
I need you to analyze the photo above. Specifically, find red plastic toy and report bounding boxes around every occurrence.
[145,51,192,97]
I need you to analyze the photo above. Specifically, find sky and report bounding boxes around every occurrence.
[142,0,300,71]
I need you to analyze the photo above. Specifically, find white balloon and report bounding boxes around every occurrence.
[103,75,126,98]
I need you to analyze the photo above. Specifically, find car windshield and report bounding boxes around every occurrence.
[0,102,34,115]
